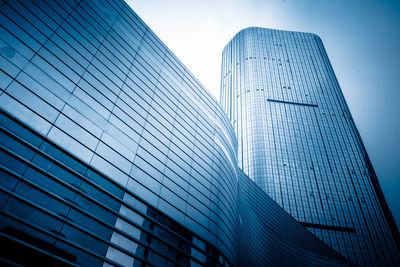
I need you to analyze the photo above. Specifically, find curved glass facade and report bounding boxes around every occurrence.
[0,109,232,266]
[0,0,352,266]
[0,0,237,264]
[221,27,400,266]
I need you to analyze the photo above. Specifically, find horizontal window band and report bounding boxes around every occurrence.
[0,163,198,265]
[0,210,137,267]
[267,99,318,107]
[0,186,156,266]
[0,231,80,267]
[301,222,356,233]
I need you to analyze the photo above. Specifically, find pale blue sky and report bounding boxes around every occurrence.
[128,0,400,227]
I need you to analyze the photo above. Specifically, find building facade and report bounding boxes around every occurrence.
[0,0,349,266]
[220,27,400,266]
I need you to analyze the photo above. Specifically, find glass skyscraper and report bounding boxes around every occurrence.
[220,27,400,266]
[0,0,351,266]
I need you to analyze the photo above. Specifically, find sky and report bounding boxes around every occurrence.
[127,0,400,228]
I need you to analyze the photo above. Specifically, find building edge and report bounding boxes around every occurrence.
[314,35,400,254]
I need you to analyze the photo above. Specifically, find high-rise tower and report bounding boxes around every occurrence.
[220,27,400,266]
